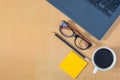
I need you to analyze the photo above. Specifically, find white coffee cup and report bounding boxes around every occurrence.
[92,46,116,74]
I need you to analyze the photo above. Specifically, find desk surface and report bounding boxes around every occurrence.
[0,0,120,80]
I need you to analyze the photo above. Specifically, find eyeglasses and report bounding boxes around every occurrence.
[59,20,92,50]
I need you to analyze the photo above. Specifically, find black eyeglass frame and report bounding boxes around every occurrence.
[59,20,92,50]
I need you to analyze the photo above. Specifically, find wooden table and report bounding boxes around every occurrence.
[0,0,120,80]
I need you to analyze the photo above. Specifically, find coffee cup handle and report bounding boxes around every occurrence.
[93,67,98,74]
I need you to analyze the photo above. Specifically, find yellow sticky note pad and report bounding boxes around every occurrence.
[60,51,87,79]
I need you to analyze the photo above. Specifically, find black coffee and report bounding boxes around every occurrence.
[94,48,113,68]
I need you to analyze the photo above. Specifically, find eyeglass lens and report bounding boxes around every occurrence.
[60,21,74,37]
[75,37,90,50]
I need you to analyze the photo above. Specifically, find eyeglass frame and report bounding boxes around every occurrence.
[59,20,92,50]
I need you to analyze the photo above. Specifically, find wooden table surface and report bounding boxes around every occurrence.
[0,0,120,80]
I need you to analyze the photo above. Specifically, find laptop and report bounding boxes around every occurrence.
[47,0,120,40]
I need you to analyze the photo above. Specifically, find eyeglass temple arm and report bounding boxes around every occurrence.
[63,20,91,42]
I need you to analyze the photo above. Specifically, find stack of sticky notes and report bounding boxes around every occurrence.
[60,51,88,79]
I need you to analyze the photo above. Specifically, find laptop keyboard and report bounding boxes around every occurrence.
[88,0,120,17]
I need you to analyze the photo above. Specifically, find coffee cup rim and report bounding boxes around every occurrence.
[92,46,116,71]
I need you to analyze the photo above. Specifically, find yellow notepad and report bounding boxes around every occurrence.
[60,51,87,79]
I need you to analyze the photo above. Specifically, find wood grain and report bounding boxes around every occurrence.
[0,0,120,80]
